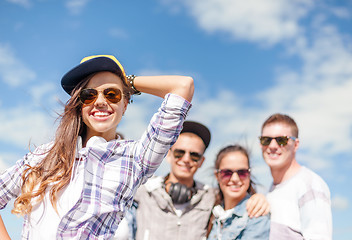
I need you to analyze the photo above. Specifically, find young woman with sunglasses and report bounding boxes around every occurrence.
[207,145,270,240]
[0,55,194,239]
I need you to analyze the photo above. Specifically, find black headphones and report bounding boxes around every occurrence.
[166,182,196,204]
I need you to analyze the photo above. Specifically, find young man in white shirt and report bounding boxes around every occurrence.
[259,113,332,240]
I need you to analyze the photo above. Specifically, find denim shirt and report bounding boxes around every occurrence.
[208,194,270,240]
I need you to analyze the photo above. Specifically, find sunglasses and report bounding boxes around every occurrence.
[217,169,250,182]
[79,88,122,105]
[172,149,203,162]
[259,136,296,146]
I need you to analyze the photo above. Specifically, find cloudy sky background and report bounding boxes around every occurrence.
[0,0,351,239]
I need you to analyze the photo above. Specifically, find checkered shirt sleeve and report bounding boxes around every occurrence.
[3,93,190,239]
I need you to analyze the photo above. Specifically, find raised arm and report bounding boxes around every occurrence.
[132,75,194,102]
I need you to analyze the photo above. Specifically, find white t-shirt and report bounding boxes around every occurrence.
[267,166,332,240]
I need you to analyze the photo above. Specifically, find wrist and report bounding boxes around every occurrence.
[127,75,141,95]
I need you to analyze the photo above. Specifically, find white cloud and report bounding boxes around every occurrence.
[161,0,314,46]
[0,44,36,87]
[296,24,352,84]
[65,0,91,15]
[0,44,56,151]
[332,195,349,210]
[330,7,350,19]
[124,57,351,184]
[259,23,352,168]
[150,1,352,183]
[0,105,54,149]
[29,82,57,104]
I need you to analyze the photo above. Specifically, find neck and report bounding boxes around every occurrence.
[167,173,194,188]
[83,131,116,147]
[223,196,243,210]
[271,159,301,184]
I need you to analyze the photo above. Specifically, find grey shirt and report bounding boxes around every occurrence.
[133,176,216,240]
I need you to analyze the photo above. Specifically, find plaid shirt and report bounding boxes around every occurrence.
[0,93,191,239]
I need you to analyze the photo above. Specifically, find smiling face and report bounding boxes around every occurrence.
[216,151,250,209]
[81,71,128,143]
[261,123,299,171]
[167,133,205,187]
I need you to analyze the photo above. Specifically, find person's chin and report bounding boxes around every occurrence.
[224,188,246,200]
[175,164,192,173]
[265,156,282,167]
[175,171,194,181]
[266,158,285,169]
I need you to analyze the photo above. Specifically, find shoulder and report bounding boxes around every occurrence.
[248,213,271,225]
[194,180,216,200]
[301,167,329,185]
[33,141,54,154]
[244,214,271,238]
[144,176,164,191]
[135,176,164,201]
[244,196,271,236]
[24,142,54,166]
[238,196,266,223]
[194,180,214,192]
[298,167,330,194]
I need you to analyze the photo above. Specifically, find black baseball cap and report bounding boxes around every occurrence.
[181,121,211,149]
[61,55,126,95]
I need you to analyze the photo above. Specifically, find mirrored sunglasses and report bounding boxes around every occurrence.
[217,169,250,182]
[79,88,122,105]
[259,136,296,146]
[172,149,203,162]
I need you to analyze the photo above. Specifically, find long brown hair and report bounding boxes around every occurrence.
[206,144,256,236]
[12,72,132,216]
[213,144,256,206]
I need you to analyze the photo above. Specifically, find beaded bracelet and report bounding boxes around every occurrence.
[127,75,141,95]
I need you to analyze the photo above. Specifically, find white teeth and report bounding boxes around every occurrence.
[94,112,109,117]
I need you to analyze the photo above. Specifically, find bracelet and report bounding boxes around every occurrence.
[127,75,141,95]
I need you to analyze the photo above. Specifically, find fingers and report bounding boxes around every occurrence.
[246,193,270,218]
[250,201,270,218]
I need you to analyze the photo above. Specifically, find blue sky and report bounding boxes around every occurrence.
[0,0,351,239]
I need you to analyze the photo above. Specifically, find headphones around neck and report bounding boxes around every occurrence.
[166,182,196,204]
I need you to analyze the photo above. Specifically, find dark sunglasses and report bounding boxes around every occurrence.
[172,149,203,162]
[217,169,250,182]
[79,88,122,105]
[259,136,296,146]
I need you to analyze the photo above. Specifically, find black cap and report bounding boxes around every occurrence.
[61,55,126,95]
[181,121,211,149]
